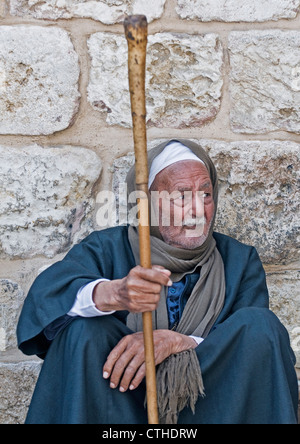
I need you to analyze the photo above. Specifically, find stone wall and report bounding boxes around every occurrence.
[0,0,299,424]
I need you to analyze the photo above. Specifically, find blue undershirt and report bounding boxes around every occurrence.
[166,270,200,330]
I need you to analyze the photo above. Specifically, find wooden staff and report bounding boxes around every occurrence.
[124,15,159,425]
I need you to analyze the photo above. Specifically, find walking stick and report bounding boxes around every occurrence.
[124,15,159,425]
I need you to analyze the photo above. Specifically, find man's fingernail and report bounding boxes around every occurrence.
[167,280,173,287]
[103,371,109,379]
[129,385,135,391]
[119,386,125,393]
[110,382,116,389]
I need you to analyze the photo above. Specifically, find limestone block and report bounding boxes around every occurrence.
[111,139,299,265]
[229,30,300,134]
[88,32,223,128]
[267,270,300,367]
[176,0,300,22]
[205,140,300,265]
[0,1,6,17]
[0,280,24,352]
[0,361,41,424]
[0,145,102,259]
[0,26,80,135]
[10,0,166,23]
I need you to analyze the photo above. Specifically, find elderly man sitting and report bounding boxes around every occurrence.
[17,139,298,424]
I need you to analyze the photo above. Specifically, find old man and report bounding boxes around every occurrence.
[17,139,298,424]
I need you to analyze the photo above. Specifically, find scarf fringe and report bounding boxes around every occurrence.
[155,349,205,424]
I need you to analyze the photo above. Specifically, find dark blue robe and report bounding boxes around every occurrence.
[17,227,299,424]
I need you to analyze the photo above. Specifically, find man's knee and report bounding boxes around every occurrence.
[58,315,131,358]
[233,307,289,353]
[235,307,282,330]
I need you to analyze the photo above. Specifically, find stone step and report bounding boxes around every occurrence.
[0,357,299,424]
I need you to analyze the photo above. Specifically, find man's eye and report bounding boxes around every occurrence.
[171,192,185,201]
[172,195,184,206]
[172,193,193,207]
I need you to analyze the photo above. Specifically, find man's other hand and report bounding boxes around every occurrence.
[102,330,197,392]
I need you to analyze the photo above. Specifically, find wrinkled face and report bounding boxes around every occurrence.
[150,160,215,249]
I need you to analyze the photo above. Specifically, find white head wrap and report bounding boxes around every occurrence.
[148,141,205,188]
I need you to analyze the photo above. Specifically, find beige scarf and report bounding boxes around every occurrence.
[126,139,226,423]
